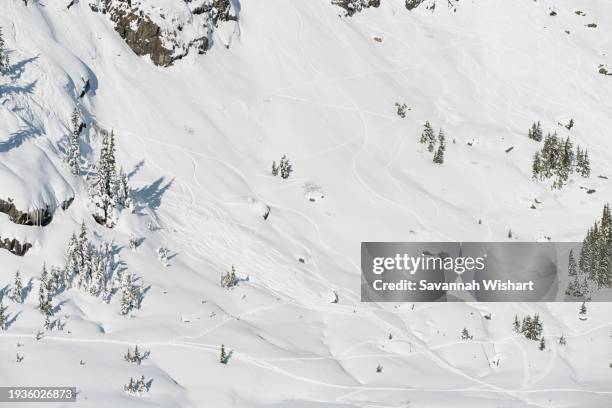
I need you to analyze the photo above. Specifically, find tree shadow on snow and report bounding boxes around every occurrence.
[5,310,22,330]
[22,278,34,300]
[9,55,39,81]
[0,80,37,97]
[132,177,174,209]
[128,159,145,179]
[0,122,43,153]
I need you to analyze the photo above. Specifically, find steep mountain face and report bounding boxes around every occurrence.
[1,0,612,407]
[88,0,239,66]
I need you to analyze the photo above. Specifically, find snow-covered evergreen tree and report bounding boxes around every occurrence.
[433,129,445,164]
[93,130,124,227]
[124,376,148,395]
[420,121,436,152]
[124,345,149,364]
[10,270,23,303]
[0,298,6,330]
[38,264,53,318]
[279,155,293,179]
[461,327,472,340]
[0,27,9,75]
[271,160,278,176]
[579,302,587,320]
[575,147,591,178]
[120,272,140,316]
[67,108,81,175]
[528,121,543,142]
[220,344,228,364]
[116,167,134,211]
[539,336,546,351]
[513,315,521,333]
[220,265,238,288]
[565,249,583,297]
[157,246,170,267]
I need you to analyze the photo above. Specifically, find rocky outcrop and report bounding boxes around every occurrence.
[0,197,73,226]
[333,0,380,16]
[0,236,32,256]
[89,0,238,67]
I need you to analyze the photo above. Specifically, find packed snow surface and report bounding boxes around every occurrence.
[1,0,612,407]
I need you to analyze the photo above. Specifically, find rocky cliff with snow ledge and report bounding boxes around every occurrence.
[0,144,74,226]
[88,0,240,66]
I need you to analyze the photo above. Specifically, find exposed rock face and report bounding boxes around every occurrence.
[333,0,380,16]
[0,236,32,256]
[0,197,73,226]
[89,0,238,66]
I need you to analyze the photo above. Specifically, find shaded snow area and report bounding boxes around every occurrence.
[1,0,612,407]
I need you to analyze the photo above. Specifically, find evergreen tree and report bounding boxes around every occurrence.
[575,148,590,178]
[433,129,445,164]
[565,250,582,297]
[94,130,121,227]
[420,121,436,152]
[271,161,278,176]
[120,272,139,316]
[0,27,9,75]
[10,270,23,303]
[221,265,238,288]
[579,302,587,320]
[533,121,543,141]
[279,155,293,179]
[559,334,566,345]
[539,336,546,351]
[554,137,573,188]
[513,315,521,333]
[532,314,543,338]
[38,265,53,318]
[220,344,228,364]
[532,151,542,180]
[116,167,133,210]
[461,327,472,340]
[0,298,6,330]
[67,108,81,175]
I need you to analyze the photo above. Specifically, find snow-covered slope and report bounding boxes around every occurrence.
[1,0,612,406]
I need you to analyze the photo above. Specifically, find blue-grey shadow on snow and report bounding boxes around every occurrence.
[9,55,39,81]
[132,177,174,209]
[0,79,37,97]
[0,121,43,152]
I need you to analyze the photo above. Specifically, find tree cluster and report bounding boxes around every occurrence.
[394,102,408,118]
[62,222,142,315]
[124,345,149,365]
[91,130,133,227]
[419,121,446,164]
[513,313,543,341]
[461,327,473,340]
[64,222,120,301]
[567,204,612,298]
[531,132,590,189]
[124,376,149,395]
[271,155,293,179]
[220,265,238,289]
[527,121,543,142]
